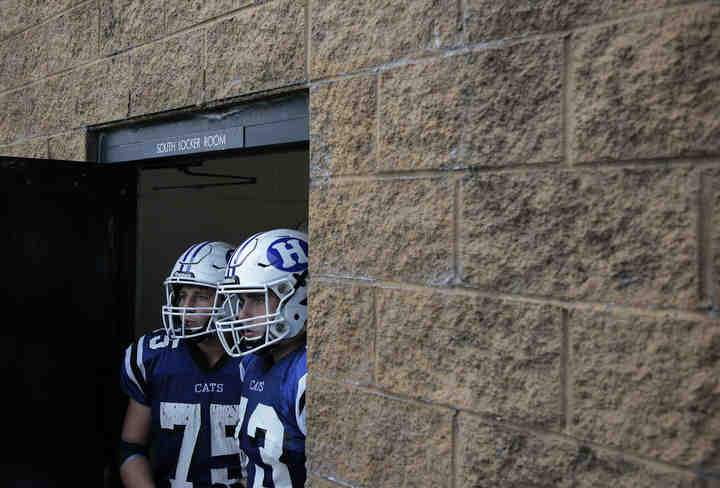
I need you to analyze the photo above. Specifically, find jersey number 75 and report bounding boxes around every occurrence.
[160,402,241,488]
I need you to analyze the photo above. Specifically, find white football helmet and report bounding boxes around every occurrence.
[215,229,309,357]
[162,241,234,339]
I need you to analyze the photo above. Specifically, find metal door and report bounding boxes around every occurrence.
[0,156,137,486]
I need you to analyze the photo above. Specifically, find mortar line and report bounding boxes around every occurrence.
[700,170,716,311]
[97,0,101,70]
[375,69,382,184]
[305,0,311,82]
[0,1,263,97]
[86,83,309,131]
[3,0,715,98]
[308,69,380,91]
[312,370,712,479]
[311,275,720,323]
[698,171,708,303]
[1,130,92,155]
[307,1,714,82]
[451,409,460,488]
[306,474,354,488]
[0,0,96,43]
[2,0,710,47]
[573,156,720,168]
[561,0,714,35]
[306,157,720,186]
[0,131,75,147]
[203,28,208,104]
[453,176,462,283]
[1,54,120,98]
[561,309,570,430]
[562,33,572,166]
[311,369,713,479]
[372,286,379,387]
[456,408,710,479]
[311,373,463,412]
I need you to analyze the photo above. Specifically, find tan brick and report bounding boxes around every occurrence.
[311,0,459,78]
[571,6,720,162]
[380,39,562,171]
[308,378,453,487]
[465,0,692,44]
[47,2,98,74]
[310,76,376,177]
[310,178,454,284]
[77,56,130,125]
[458,415,700,487]
[377,289,562,427]
[206,0,306,100]
[130,31,203,116]
[25,75,65,136]
[0,90,27,145]
[100,0,164,55]
[461,168,698,308]
[0,25,47,92]
[167,0,248,33]
[464,39,563,167]
[307,281,374,384]
[49,131,86,161]
[569,311,720,467]
[26,79,74,135]
[379,55,471,171]
[0,138,48,158]
[28,55,129,135]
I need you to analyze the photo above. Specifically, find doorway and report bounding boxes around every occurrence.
[135,146,309,337]
[0,93,310,487]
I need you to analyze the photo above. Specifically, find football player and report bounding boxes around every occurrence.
[119,241,247,488]
[214,229,308,488]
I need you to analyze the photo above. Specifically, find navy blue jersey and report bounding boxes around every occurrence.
[236,346,307,488]
[120,328,245,487]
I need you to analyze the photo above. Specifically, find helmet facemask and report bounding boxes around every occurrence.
[160,241,235,340]
[215,271,307,357]
[162,279,225,339]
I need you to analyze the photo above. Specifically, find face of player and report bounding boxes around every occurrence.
[177,285,216,327]
[237,292,280,338]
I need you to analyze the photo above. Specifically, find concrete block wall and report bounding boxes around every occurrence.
[307,1,719,486]
[1,0,718,486]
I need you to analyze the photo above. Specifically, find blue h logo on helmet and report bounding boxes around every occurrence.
[267,238,308,272]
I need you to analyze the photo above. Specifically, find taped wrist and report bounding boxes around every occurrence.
[117,440,149,468]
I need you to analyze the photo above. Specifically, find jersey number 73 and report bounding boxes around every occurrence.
[235,396,293,488]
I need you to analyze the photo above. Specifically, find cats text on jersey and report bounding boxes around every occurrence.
[194,382,224,393]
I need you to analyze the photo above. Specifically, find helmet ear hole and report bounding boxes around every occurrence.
[277,282,291,296]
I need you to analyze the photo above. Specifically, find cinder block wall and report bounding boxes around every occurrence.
[2,1,719,486]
